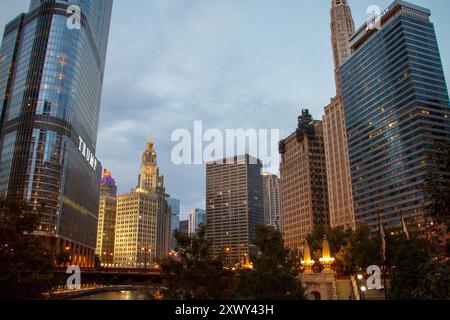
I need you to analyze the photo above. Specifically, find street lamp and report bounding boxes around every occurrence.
[225,247,231,267]
[360,286,367,301]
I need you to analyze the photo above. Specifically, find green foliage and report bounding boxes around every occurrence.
[157,225,235,300]
[335,224,381,273]
[235,225,305,300]
[388,236,429,300]
[423,141,450,227]
[414,256,450,300]
[306,224,379,274]
[0,199,57,300]
[306,225,349,257]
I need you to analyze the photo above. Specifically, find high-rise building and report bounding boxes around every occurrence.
[179,220,189,235]
[166,195,180,249]
[330,0,355,89]
[188,208,206,235]
[341,1,450,230]
[137,137,171,259]
[206,154,264,264]
[262,172,282,231]
[114,190,158,268]
[323,0,356,230]
[0,0,113,266]
[95,170,117,267]
[279,110,329,253]
[113,137,170,267]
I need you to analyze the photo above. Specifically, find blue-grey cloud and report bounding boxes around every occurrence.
[1,0,450,219]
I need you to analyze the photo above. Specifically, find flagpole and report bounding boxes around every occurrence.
[377,210,388,300]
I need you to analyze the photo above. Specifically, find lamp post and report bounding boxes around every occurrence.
[225,247,231,267]
[357,274,363,300]
[360,286,367,301]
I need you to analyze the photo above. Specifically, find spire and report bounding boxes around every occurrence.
[142,136,157,165]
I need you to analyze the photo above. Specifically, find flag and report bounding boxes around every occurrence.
[402,217,410,240]
[380,223,386,262]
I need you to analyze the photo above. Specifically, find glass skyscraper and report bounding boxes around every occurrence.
[340,1,449,230]
[0,0,113,266]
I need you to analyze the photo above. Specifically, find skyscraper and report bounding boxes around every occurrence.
[166,196,180,249]
[279,110,329,253]
[323,0,356,230]
[341,0,450,230]
[330,0,355,88]
[113,137,169,267]
[188,208,206,236]
[95,170,117,267]
[262,172,282,231]
[179,220,189,235]
[114,190,158,268]
[0,0,113,266]
[206,154,264,265]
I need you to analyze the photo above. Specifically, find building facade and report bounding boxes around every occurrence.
[188,208,206,235]
[206,154,264,265]
[279,110,329,253]
[323,0,356,230]
[0,0,113,266]
[262,172,282,231]
[341,1,450,230]
[95,170,117,267]
[114,191,158,268]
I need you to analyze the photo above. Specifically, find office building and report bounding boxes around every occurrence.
[95,170,117,267]
[206,154,264,265]
[279,110,329,253]
[113,137,170,267]
[179,220,189,235]
[341,0,450,230]
[262,172,282,231]
[166,196,180,249]
[323,0,356,230]
[188,208,206,235]
[0,0,113,266]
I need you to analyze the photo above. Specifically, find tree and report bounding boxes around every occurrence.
[0,199,57,300]
[306,225,350,260]
[157,225,235,300]
[414,255,450,300]
[388,236,430,300]
[306,224,379,275]
[235,225,305,300]
[423,141,450,226]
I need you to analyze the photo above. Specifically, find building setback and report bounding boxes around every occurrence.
[0,0,113,267]
[206,154,264,265]
[341,0,450,230]
[95,170,117,267]
[323,0,356,230]
[262,172,282,231]
[279,110,329,253]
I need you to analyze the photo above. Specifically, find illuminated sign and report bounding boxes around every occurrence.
[78,136,98,171]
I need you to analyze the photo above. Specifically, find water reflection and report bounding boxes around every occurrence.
[73,290,148,300]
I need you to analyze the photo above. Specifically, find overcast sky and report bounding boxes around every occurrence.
[1,0,450,219]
